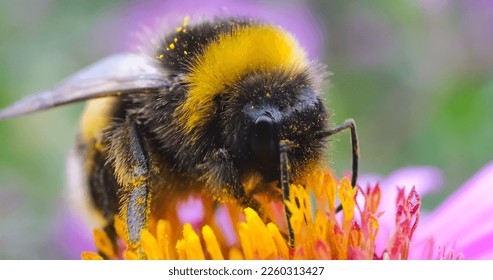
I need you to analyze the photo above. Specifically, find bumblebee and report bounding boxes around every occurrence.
[0,17,359,252]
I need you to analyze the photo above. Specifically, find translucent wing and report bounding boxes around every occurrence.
[0,53,169,119]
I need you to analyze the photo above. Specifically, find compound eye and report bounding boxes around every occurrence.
[250,114,279,178]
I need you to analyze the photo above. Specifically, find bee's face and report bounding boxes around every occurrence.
[222,70,329,181]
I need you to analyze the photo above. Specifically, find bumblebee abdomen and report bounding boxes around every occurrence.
[69,97,124,227]
[80,97,120,145]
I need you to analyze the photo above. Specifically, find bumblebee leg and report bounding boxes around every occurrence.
[279,141,295,248]
[106,119,153,251]
[126,184,150,249]
[201,148,262,215]
[323,119,359,213]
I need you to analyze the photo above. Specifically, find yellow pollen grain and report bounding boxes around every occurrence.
[158,54,164,59]
[266,92,271,97]
[169,43,175,50]
[176,26,183,32]
[174,37,178,43]
[183,16,189,26]
[184,50,188,55]
[129,176,145,187]
[166,47,169,51]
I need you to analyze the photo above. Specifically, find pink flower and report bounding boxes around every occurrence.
[361,162,493,259]
[411,161,493,259]
[358,166,444,255]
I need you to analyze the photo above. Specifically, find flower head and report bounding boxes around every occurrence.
[410,161,493,259]
[82,169,421,260]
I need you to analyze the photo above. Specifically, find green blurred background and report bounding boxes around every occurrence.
[0,0,491,259]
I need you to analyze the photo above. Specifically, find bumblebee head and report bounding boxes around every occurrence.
[222,69,329,182]
[163,20,329,182]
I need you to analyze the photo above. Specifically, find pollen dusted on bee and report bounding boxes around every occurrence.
[175,16,190,34]
[137,198,146,205]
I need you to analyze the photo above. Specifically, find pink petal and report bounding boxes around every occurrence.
[413,161,493,259]
[177,196,204,228]
[214,205,238,246]
[477,250,493,260]
[459,223,493,259]
[55,207,96,259]
[370,166,443,254]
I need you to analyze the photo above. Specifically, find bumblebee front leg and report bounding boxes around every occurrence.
[279,141,294,248]
[324,119,359,213]
[106,118,154,251]
[201,148,262,214]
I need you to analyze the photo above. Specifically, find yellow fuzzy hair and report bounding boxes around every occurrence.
[176,24,307,134]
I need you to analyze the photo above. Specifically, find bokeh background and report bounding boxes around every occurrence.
[0,0,491,259]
